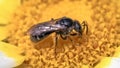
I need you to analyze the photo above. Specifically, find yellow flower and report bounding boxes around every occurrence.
[0,0,119,68]
[0,0,20,24]
[95,57,120,68]
[95,47,120,68]
[114,47,120,58]
[0,27,8,41]
[0,41,25,68]
[0,0,25,68]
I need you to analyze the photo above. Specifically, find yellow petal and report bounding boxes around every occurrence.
[0,41,25,67]
[0,0,20,24]
[114,47,120,58]
[0,26,9,41]
[95,57,120,68]
[95,57,112,68]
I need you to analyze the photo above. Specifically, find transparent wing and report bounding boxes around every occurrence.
[27,20,66,42]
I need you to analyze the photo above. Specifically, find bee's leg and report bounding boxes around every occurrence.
[60,34,75,49]
[70,33,82,39]
[51,18,54,21]
[54,33,58,59]
[70,33,77,36]
[68,36,76,49]
[81,21,89,42]
[60,34,67,40]
[81,21,88,34]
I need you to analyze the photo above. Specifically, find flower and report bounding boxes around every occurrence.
[1,0,120,68]
[0,0,25,68]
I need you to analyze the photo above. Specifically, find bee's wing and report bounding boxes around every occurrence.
[27,23,65,42]
[29,24,65,34]
[27,18,66,42]
[27,18,65,35]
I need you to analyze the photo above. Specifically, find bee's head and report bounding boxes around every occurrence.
[73,20,88,35]
[73,20,83,35]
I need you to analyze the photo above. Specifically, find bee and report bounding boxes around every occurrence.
[28,17,88,55]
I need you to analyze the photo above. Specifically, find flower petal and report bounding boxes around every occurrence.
[0,0,20,24]
[0,41,25,67]
[0,27,9,41]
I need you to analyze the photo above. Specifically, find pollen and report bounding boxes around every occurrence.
[7,0,119,68]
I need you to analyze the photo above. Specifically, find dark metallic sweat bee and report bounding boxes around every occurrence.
[28,17,88,54]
